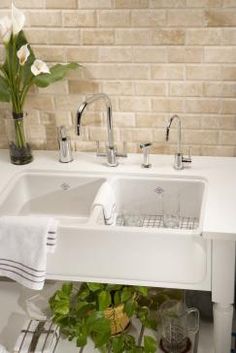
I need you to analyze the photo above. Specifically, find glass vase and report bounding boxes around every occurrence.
[5,113,33,165]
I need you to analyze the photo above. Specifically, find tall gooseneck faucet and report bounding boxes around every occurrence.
[166,114,182,156]
[77,93,118,166]
[166,114,191,170]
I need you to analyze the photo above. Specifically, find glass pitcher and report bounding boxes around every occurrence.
[159,299,199,353]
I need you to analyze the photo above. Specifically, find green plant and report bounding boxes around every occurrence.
[49,282,159,353]
[0,4,79,152]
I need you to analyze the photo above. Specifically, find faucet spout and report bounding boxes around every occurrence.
[76,93,118,166]
[166,114,182,155]
[166,114,192,170]
[76,101,88,135]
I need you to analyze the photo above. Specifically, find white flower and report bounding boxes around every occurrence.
[0,16,12,43]
[31,59,50,76]
[17,44,30,65]
[12,3,25,35]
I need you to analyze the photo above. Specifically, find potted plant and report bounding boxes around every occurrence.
[0,4,79,165]
[49,282,159,353]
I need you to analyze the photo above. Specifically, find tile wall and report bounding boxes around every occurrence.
[0,0,236,156]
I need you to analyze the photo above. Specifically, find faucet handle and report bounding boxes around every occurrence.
[140,142,152,168]
[182,146,192,166]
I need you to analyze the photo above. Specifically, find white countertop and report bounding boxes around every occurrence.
[0,149,236,240]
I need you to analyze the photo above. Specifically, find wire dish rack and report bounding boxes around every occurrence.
[116,214,199,230]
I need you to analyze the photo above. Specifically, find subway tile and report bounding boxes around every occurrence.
[168,47,204,63]
[170,82,203,97]
[82,29,114,45]
[63,10,96,27]
[131,10,166,27]
[167,9,205,27]
[152,29,185,45]
[186,29,221,45]
[135,82,167,96]
[206,9,236,26]
[78,0,112,8]
[133,47,167,63]
[186,65,221,80]
[115,29,152,45]
[99,47,133,62]
[46,0,77,9]
[150,0,186,8]
[151,64,184,80]
[98,10,130,27]
[114,0,148,9]
[186,99,221,113]
[205,47,236,63]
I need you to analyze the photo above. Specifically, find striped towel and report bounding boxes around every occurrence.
[0,216,58,290]
[14,320,59,353]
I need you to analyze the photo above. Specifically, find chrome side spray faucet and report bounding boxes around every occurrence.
[166,114,192,170]
[76,93,126,167]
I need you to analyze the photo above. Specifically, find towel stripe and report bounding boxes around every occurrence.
[0,258,45,273]
[0,268,45,284]
[0,263,45,278]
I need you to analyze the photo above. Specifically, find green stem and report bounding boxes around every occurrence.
[14,117,26,149]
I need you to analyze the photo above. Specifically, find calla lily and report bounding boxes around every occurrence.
[31,59,50,76]
[0,16,12,43]
[17,44,30,66]
[12,3,25,35]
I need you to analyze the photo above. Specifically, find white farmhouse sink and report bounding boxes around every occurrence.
[0,170,209,287]
[0,171,106,225]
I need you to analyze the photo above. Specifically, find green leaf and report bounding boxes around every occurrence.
[135,286,149,297]
[143,336,156,353]
[0,75,10,102]
[124,334,136,350]
[121,287,132,302]
[124,299,137,318]
[111,336,125,353]
[87,282,104,292]
[76,326,88,347]
[113,291,121,306]
[61,282,73,296]
[98,290,111,310]
[33,63,80,88]
[51,300,70,315]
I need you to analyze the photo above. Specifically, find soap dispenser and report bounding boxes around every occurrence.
[57,125,73,163]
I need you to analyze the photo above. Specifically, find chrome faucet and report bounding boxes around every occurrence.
[166,114,192,170]
[77,93,126,167]
[57,125,73,163]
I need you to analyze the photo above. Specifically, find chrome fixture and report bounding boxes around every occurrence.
[57,125,73,163]
[140,143,152,168]
[166,115,192,170]
[77,93,126,167]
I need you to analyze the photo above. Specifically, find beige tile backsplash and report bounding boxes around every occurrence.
[0,0,236,156]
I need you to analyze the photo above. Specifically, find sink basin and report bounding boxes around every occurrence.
[0,171,106,225]
[94,175,206,233]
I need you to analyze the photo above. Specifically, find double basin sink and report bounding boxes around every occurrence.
[0,171,208,286]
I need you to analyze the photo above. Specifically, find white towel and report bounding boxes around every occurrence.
[91,182,116,225]
[0,216,58,290]
[14,320,59,353]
